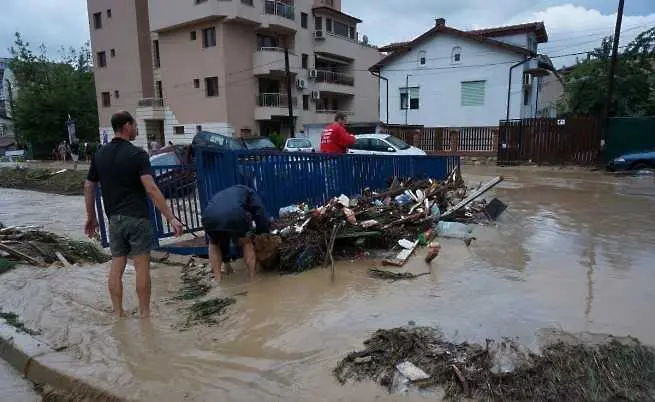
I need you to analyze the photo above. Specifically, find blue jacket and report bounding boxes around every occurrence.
[201,185,269,235]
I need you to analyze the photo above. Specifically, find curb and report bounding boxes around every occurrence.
[0,320,126,402]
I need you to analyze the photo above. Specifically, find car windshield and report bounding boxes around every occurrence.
[385,135,410,150]
[287,139,312,148]
[245,138,277,150]
[150,153,179,167]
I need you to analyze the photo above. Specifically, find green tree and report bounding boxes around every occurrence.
[559,27,655,117]
[9,33,99,157]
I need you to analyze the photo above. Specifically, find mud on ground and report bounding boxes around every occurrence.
[335,326,655,401]
[0,167,87,196]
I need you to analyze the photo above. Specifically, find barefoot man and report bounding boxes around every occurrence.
[202,185,270,283]
[84,111,183,318]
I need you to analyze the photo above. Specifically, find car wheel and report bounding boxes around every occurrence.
[631,162,654,171]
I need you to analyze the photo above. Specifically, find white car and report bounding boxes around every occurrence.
[283,138,314,153]
[347,134,426,156]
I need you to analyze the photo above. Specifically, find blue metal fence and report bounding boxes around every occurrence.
[95,149,459,249]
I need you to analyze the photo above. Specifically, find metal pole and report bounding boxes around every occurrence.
[604,0,625,122]
[534,77,540,118]
[506,58,531,122]
[370,72,389,125]
[405,74,409,125]
[284,44,295,137]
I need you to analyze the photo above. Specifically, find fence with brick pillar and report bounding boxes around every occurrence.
[381,125,498,156]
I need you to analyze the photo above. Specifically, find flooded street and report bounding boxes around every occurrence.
[1,167,655,401]
[0,360,39,402]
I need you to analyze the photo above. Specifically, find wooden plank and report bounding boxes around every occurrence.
[441,176,504,219]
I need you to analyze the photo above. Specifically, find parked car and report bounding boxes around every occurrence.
[607,149,655,171]
[150,145,196,198]
[242,136,278,151]
[191,131,243,151]
[347,134,426,156]
[283,138,314,153]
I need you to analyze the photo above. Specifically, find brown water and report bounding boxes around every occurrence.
[1,167,655,401]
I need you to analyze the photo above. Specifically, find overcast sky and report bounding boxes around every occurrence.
[1,0,654,67]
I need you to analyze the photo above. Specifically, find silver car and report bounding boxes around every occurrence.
[283,138,314,153]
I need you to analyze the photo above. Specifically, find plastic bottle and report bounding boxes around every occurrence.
[279,205,300,218]
[437,221,472,240]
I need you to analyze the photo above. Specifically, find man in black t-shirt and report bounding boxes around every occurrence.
[84,110,183,318]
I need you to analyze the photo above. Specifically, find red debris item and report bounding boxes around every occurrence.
[425,242,441,263]
[343,208,357,225]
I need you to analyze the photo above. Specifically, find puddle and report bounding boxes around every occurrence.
[1,167,655,401]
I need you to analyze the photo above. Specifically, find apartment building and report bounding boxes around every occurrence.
[87,0,381,149]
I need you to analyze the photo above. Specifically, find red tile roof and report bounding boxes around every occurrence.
[468,22,548,43]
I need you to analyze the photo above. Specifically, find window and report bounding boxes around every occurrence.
[174,126,185,135]
[156,81,163,99]
[190,31,197,41]
[202,27,216,48]
[114,90,120,99]
[93,12,102,29]
[205,76,219,97]
[302,95,309,110]
[351,138,370,150]
[418,50,427,66]
[110,49,116,57]
[195,0,207,3]
[301,53,308,69]
[326,18,332,32]
[107,9,112,18]
[153,40,160,68]
[101,92,111,107]
[97,51,107,67]
[452,46,462,63]
[334,21,349,38]
[349,26,355,40]
[370,139,393,152]
[400,87,419,110]
[301,12,308,28]
[523,88,530,106]
[461,80,486,106]
[315,16,322,30]
[386,135,410,150]
[193,78,200,88]
[241,0,253,5]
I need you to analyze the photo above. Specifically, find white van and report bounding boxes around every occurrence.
[347,134,426,156]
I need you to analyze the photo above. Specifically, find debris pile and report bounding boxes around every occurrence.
[268,169,504,274]
[0,167,86,196]
[0,223,109,267]
[334,326,655,401]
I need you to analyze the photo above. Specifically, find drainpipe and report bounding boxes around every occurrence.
[534,77,541,118]
[506,57,532,122]
[405,74,410,125]
[370,71,389,125]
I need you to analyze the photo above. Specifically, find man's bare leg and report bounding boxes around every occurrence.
[108,256,127,317]
[208,242,223,283]
[133,254,152,318]
[241,238,257,281]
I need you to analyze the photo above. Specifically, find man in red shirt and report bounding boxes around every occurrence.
[320,112,356,154]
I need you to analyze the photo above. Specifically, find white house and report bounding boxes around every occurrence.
[371,19,555,127]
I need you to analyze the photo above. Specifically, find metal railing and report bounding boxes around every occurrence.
[256,46,295,55]
[315,109,353,115]
[315,70,354,86]
[264,0,295,20]
[138,98,165,107]
[256,93,297,107]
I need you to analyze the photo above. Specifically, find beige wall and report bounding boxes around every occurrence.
[224,23,258,135]
[313,0,342,10]
[87,0,151,129]
[157,20,228,124]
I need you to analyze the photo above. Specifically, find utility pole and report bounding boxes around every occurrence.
[284,44,295,137]
[604,0,625,122]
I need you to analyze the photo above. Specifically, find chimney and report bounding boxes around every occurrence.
[435,18,446,27]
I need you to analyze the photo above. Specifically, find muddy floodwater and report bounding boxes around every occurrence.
[1,167,655,401]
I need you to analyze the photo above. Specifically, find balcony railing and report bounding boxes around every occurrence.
[316,70,354,86]
[264,0,295,21]
[138,98,164,107]
[316,109,353,115]
[256,93,297,107]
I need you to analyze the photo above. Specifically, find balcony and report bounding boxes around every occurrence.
[261,0,296,32]
[255,93,298,120]
[253,47,300,76]
[150,0,261,32]
[314,109,353,123]
[136,98,166,119]
[313,31,358,58]
[315,70,355,95]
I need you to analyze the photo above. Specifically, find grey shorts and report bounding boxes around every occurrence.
[108,215,153,257]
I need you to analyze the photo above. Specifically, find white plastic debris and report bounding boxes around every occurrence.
[397,239,415,249]
[395,361,430,381]
[337,194,350,207]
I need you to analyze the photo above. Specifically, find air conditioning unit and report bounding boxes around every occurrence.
[313,30,325,40]
[311,90,321,100]
[309,69,318,79]
[296,79,306,89]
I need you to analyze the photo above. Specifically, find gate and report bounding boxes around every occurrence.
[96,150,459,251]
[498,117,602,166]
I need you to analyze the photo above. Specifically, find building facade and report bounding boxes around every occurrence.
[87,0,381,149]
[0,58,16,138]
[371,19,553,127]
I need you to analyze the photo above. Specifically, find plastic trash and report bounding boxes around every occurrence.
[279,205,300,218]
[343,208,357,224]
[396,361,430,381]
[437,221,472,240]
[431,204,441,218]
[360,220,379,228]
[373,199,384,207]
[425,242,441,263]
[398,239,415,249]
[337,194,350,207]
[395,193,412,206]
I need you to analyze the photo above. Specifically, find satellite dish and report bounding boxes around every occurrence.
[363,35,369,44]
